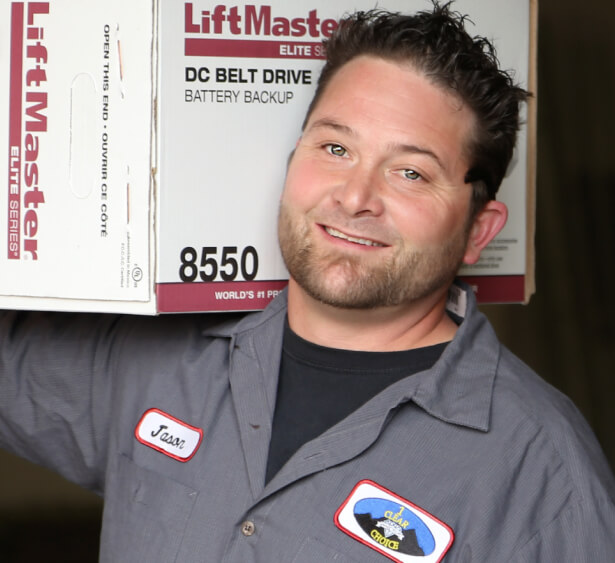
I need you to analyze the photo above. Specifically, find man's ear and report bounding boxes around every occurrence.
[463,200,508,265]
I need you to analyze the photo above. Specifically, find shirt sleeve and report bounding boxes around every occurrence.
[0,309,124,494]
[509,496,615,562]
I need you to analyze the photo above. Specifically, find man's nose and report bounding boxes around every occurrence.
[333,165,385,217]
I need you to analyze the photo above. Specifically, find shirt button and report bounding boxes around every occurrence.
[241,520,256,536]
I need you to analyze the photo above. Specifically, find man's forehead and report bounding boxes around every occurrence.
[310,55,473,124]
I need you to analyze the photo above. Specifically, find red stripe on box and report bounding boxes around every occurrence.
[185,38,324,59]
[458,275,525,303]
[7,3,24,259]
[157,276,524,312]
[156,280,288,313]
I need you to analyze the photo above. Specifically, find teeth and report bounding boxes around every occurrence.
[325,226,385,247]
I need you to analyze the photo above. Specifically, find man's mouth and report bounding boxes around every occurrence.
[323,226,386,247]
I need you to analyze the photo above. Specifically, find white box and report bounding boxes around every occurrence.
[1,0,536,314]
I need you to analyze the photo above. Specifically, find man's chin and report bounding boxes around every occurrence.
[295,274,398,310]
[305,288,378,310]
[291,261,458,311]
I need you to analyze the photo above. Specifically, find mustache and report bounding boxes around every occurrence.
[308,210,397,246]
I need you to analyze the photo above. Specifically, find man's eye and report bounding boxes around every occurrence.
[326,144,347,157]
[402,169,421,181]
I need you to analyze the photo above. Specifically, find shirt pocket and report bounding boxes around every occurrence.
[292,536,362,563]
[99,453,198,563]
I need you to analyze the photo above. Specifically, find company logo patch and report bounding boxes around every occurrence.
[335,480,454,563]
[135,408,203,462]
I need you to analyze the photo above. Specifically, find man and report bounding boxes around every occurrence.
[1,4,614,562]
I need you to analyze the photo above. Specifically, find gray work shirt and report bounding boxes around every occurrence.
[1,284,614,562]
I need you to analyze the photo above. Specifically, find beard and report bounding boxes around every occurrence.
[277,201,469,310]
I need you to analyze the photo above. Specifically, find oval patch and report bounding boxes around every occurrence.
[354,497,435,556]
[135,408,203,462]
[335,480,454,563]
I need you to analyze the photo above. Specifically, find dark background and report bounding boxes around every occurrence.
[1,0,613,560]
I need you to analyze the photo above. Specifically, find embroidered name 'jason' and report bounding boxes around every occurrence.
[135,408,203,461]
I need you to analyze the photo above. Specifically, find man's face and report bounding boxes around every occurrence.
[278,55,478,309]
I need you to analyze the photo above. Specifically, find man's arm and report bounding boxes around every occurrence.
[0,310,122,493]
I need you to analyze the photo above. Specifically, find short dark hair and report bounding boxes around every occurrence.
[303,2,530,209]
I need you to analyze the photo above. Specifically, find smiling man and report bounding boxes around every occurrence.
[1,4,614,563]
[278,54,503,350]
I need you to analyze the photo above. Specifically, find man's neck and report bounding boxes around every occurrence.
[286,279,458,352]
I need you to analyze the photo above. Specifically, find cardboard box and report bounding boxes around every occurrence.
[1,0,536,314]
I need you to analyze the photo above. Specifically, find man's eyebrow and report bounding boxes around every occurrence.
[306,118,354,136]
[306,118,444,170]
[389,142,444,171]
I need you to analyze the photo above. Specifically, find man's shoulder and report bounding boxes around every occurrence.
[493,345,588,435]
[491,346,615,496]
[200,289,288,338]
[102,291,288,346]
[494,346,574,418]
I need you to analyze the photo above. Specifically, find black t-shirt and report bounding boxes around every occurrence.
[265,320,448,483]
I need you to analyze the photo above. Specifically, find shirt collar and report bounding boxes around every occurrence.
[206,282,499,433]
[410,281,499,432]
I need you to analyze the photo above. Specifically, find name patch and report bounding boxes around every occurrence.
[135,408,203,462]
[335,480,454,563]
